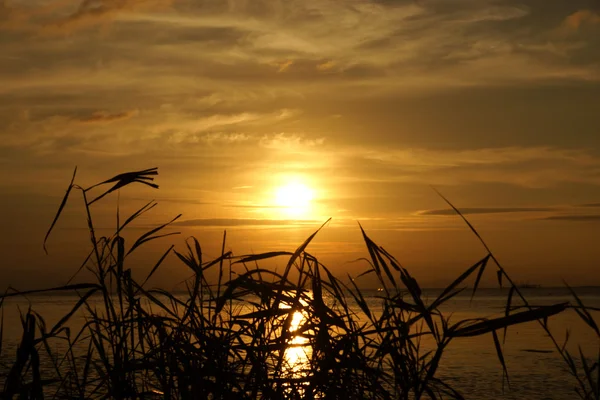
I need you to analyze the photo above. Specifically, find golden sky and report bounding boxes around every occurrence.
[1,0,600,288]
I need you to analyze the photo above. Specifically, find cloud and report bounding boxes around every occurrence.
[561,10,600,32]
[541,215,600,222]
[259,133,325,151]
[165,132,251,146]
[224,204,295,210]
[152,110,299,146]
[122,196,210,205]
[57,0,175,34]
[78,109,139,124]
[337,146,600,188]
[2,0,599,126]
[171,218,318,227]
[316,60,336,71]
[360,146,598,168]
[270,60,293,72]
[579,203,600,208]
[1,0,173,34]
[417,207,561,216]
[62,0,598,86]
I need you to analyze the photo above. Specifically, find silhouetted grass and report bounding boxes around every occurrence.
[0,168,598,399]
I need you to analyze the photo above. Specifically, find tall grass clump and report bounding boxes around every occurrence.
[0,167,598,399]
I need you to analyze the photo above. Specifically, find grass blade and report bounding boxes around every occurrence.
[503,285,516,344]
[449,303,568,338]
[492,330,509,388]
[43,166,77,254]
[127,214,181,255]
[139,245,174,288]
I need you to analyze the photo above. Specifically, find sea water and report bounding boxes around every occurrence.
[1,287,598,399]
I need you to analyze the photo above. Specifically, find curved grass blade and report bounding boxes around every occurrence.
[43,166,77,254]
[449,303,568,338]
[0,283,102,299]
[503,285,516,344]
[46,288,100,337]
[492,330,510,388]
[430,255,489,310]
[127,214,181,255]
[471,254,490,302]
[116,200,157,235]
[282,218,331,280]
[139,245,174,289]
[234,251,294,264]
[565,283,600,338]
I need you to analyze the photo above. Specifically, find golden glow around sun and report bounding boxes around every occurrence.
[273,181,315,218]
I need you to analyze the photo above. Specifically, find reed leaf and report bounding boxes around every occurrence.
[449,303,568,338]
[496,270,503,288]
[0,283,101,299]
[503,285,516,344]
[282,218,331,281]
[43,166,77,254]
[492,329,509,387]
[431,255,489,310]
[234,251,295,264]
[139,245,174,289]
[127,214,181,255]
[566,283,600,338]
[48,288,99,338]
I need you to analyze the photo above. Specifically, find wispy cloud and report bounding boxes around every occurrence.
[78,110,139,124]
[417,207,561,216]
[122,196,210,205]
[171,218,318,227]
[3,0,598,102]
[561,10,600,33]
[259,133,325,151]
[1,0,174,34]
[336,146,600,188]
[578,203,600,208]
[541,214,600,222]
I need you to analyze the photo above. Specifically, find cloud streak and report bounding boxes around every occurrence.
[1,0,174,34]
[78,110,139,124]
[578,203,600,208]
[541,215,600,222]
[417,207,561,216]
[171,218,318,227]
[562,10,600,32]
[337,146,600,188]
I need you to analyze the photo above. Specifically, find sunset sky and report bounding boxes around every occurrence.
[1,0,600,289]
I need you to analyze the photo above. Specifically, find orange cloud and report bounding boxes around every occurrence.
[1,0,173,34]
[562,9,600,32]
[270,59,293,72]
[48,0,173,34]
[316,60,336,71]
[79,109,139,124]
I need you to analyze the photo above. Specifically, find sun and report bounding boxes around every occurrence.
[275,182,313,208]
[274,182,314,217]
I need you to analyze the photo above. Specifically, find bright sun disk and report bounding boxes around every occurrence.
[274,182,314,216]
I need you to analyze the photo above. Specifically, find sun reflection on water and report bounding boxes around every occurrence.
[284,310,310,375]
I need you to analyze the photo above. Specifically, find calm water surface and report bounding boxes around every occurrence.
[1,287,598,399]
